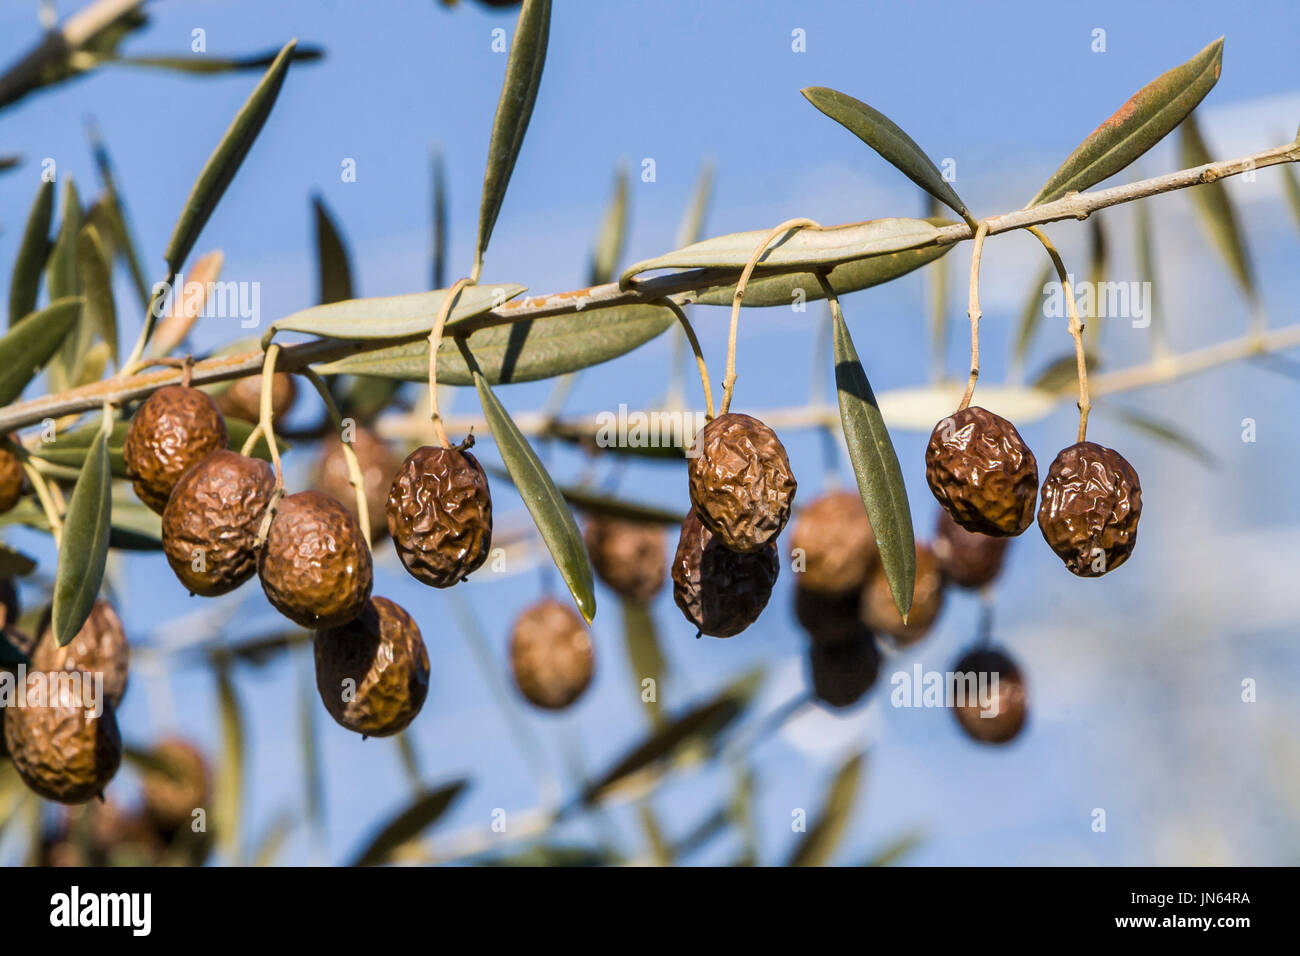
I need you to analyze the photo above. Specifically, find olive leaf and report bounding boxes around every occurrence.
[313,194,354,305]
[0,543,36,579]
[1011,262,1053,377]
[313,301,674,385]
[786,751,865,867]
[589,166,629,286]
[431,149,448,290]
[488,467,684,524]
[1131,176,1167,358]
[622,597,666,726]
[1032,352,1099,394]
[1084,214,1108,346]
[267,284,525,343]
[583,669,762,805]
[621,217,945,288]
[1104,405,1216,467]
[51,423,112,647]
[476,0,551,268]
[0,155,18,172]
[861,830,924,866]
[349,780,468,867]
[75,224,118,369]
[1283,162,1300,233]
[1029,37,1224,206]
[164,40,298,275]
[46,177,81,302]
[830,300,915,620]
[1179,114,1257,303]
[638,804,674,865]
[94,46,323,75]
[471,360,595,623]
[86,125,151,309]
[296,648,325,843]
[211,653,246,864]
[676,161,714,249]
[0,297,83,405]
[801,87,971,224]
[250,812,295,867]
[8,179,54,326]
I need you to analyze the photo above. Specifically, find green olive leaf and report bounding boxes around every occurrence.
[1132,187,1166,357]
[1178,114,1257,303]
[1283,162,1300,234]
[831,300,914,620]
[8,179,54,326]
[801,87,970,224]
[313,301,674,385]
[86,125,152,310]
[96,46,323,75]
[51,424,112,647]
[75,223,118,369]
[47,177,81,303]
[472,360,595,623]
[267,284,525,343]
[583,669,762,806]
[0,542,37,578]
[164,40,298,274]
[621,597,666,727]
[476,0,551,268]
[589,166,629,286]
[1030,37,1224,206]
[1103,404,1216,467]
[1032,352,1100,394]
[486,463,685,524]
[860,830,924,867]
[622,217,944,289]
[1011,263,1053,374]
[786,751,865,867]
[313,194,353,305]
[349,780,469,867]
[1084,214,1109,345]
[211,653,246,864]
[676,161,714,249]
[431,149,448,289]
[0,297,83,405]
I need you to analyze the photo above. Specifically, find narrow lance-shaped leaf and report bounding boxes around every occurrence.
[8,179,54,326]
[296,647,324,844]
[0,297,83,405]
[1084,214,1108,347]
[349,780,469,867]
[94,46,323,75]
[1178,114,1257,302]
[75,224,118,370]
[787,751,865,867]
[164,40,298,275]
[212,654,246,864]
[589,166,629,286]
[313,194,353,305]
[675,160,714,249]
[802,86,971,224]
[268,284,524,342]
[432,149,447,290]
[470,356,595,623]
[622,597,666,727]
[1029,37,1224,205]
[488,465,685,524]
[1132,185,1165,357]
[1011,262,1053,377]
[86,121,151,310]
[1105,405,1216,467]
[475,0,551,268]
[51,423,112,646]
[830,298,915,619]
[1282,162,1300,234]
[47,177,80,302]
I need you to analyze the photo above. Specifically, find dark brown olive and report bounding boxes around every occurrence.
[123,385,229,514]
[315,597,429,737]
[0,435,24,515]
[860,541,945,645]
[950,647,1028,745]
[925,406,1037,537]
[808,630,881,709]
[387,444,493,588]
[584,515,666,604]
[932,509,1009,590]
[215,372,297,424]
[1038,441,1141,577]
[312,426,399,544]
[687,413,797,553]
[140,738,210,832]
[162,450,276,596]
[32,599,129,709]
[509,598,593,710]
[259,491,373,629]
[789,490,877,595]
[672,509,778,638]
[793,584,863,648]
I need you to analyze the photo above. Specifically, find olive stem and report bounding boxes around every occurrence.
[656,297,714,421]
[258,343,285,481]
[957,221,991,411]
[719,218,819,416]
[1027,226,1090,441]
[117,271,173,378]
[300,367,371,544]
[20,455,63,546]
[428,277,472,449]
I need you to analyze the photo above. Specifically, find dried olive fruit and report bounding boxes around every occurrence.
[860,541,945,646]
[808,630,881,709]
[925,406,1037,537]
[687,412,797,553]
[789,490,878,595]
[0,436,24,515]
[1038,441,1142,577]
[314,596,429,737]
[3,672,122,803]
[672,509,779,638]
[162,450,276,596]
[950,647,1028,745]
[313,426,399,544]
[259,490,373,629]
[215,371,297,423]
[123,384,229,514]
[387,444,492,588]
[793,584,862,648]
[932,509,1009,590]
[32,599,129,709]
[509,598,593,710]
[141,738,211,832]
[584,515,666,604]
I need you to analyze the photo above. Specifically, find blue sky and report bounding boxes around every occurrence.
[2,0,1300,866]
